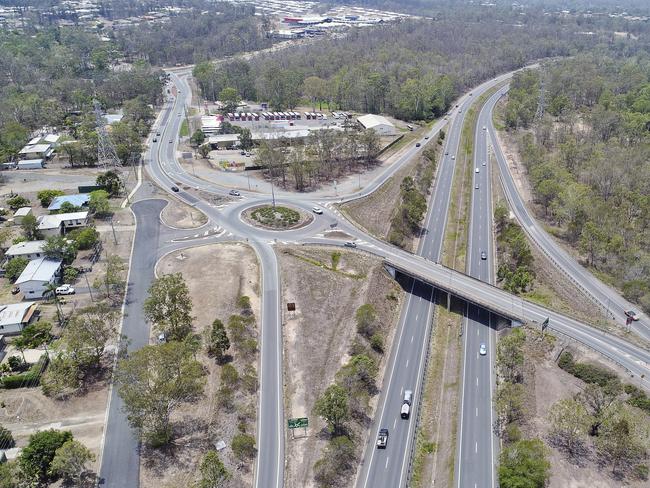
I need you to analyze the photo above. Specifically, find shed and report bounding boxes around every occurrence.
[0,302,39,335]
[357,114,397,136]
[18,144,53,160]
[17,159,45,170]
[15,258,62,298]
[208,134,241,148]
[13,207,32,224]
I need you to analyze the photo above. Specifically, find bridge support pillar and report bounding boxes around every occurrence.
[383,264,396,280]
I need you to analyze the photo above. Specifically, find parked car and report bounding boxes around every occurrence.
[56,284,75,295]
[344,241,357,248]
[625,310,640,321]
[229,190,241,196]
[312,206,323,215]
[479,343,487,355]
[11,286,20,295]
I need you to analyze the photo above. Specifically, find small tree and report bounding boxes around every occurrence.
[43,236,77,264]
[96,170,123,196]
[596,407,649,476]
[71,227,99,250]
[4,257,28,281]
[19,321,53,348]
[40,354,82,399]
[93,254,126,300]
[7,195,29,210]
[144,273,194,341]
[198,143,211,159]
[218,87,240,114]
[89,190,111,216]
[355,304,377,337]
[239,128,253,150]
[37,190,64,208]
[58,201,81,213]
[190,130,206,147]
[548,398,591,456]
[18,429,73,485]
[231,433,256,462]
[205,319,230,363]
[498,438,550,488]
[49,439,95,483]
[314,384,349,435]
[197,450,230,487]
[115,342,204,446]
[62,304,118,369]
[20,214,40,240]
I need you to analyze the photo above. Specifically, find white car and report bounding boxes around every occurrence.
[479,343,487,356]
[475,168,480,173]
[312,206,323,215]
[56,284,75,295]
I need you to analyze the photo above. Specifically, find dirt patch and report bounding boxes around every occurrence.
[278,246,402,488]
[141,243,260,488]
[160,199,208,229]
[0,376,108,471]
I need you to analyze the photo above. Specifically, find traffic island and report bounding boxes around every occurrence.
[243,204,313,230]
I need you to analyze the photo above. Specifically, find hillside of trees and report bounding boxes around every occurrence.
[193,13,645,120]
[502,55,650,313]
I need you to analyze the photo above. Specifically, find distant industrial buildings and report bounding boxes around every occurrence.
[357,114,397,136]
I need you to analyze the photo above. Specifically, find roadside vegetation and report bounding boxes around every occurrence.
[501,55,650,315]
[494,204,535,294]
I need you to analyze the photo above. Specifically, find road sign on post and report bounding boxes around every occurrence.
[287,417,308,429]
[541,317,549,331]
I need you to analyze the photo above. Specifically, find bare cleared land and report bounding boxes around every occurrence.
[160,198,208,229]
[278,246,402,488]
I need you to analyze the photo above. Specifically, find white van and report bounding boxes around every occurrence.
[401,390,413,419]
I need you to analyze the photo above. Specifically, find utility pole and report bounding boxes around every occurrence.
[109,218,118,245]
[84,272,94,302]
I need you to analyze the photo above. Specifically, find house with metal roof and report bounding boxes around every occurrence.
[15,258,62,298]
[18,143,54,160]
[37,211,88,237]
[4,240,47,262]
[0,302,39,335]
[13,207,32,224]
[48,194,90,211]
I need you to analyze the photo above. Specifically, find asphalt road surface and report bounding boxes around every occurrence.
[99,199,167,488]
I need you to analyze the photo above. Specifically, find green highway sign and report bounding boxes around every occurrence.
[288,417,308,429]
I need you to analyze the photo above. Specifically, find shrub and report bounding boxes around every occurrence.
[634,464,649,481]
[6,195,29,209]
[70,227,99,250]
[5,257,29,282]
[231,433,256,461]
[0,425,15,448]
[220,364,239,387]
[370,333,384,353]
[18,429,73,485]
[63,267,79,284]
[558,351,620,387]
[37,190,64,207]
[1,372,39,389]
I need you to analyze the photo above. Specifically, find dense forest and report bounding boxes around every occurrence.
[503,55,650,313]
[193,13,643,121]
[0,28,165,163]
[112,4,272,66]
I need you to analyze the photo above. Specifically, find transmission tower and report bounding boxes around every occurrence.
[94,100,122,170]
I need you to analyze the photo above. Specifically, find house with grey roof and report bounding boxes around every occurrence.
[37,211,88,237]
[0,302,39,335]
[4,240,47,262]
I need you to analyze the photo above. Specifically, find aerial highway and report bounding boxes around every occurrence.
[485,88,650,342]
[456,94,499,488]
[98,65,650,488]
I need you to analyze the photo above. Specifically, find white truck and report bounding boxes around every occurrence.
[401,390,413,419]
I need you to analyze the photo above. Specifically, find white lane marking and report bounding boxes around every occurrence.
[411,335,414,343]
[385,457,390,470]
[475,442,478,453]
[406,359,410,368]
[475,407,478,417]
[415,313,419,320]
[476,377,479,387]
[394,418,397,429]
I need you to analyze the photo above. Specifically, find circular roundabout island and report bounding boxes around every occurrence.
[243,204,313,231]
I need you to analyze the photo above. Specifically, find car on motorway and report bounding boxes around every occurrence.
[240,150,246,155]
[445,151,449,155]
[415,142,421,147]
[483,126,486,130]
[475,167,480,173]
[377,428,389,449]
[480,251,487,260]
[56,284,75,295]
[153,138,158,142]
[229,190,241,196]
[479,343,487,355]
[482,161,486,166]
[156,132,161,136]
[344,241,357,248]
[171,186,180,192]
[475,184,479,190]
[451,156,455,160]
[625,310,640,321]
[169,140,173,143]
[401,390,413,419]
[424,135,429,139]
[312,206,323,214]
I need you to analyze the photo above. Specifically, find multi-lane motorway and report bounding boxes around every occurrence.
[98,63,650,488]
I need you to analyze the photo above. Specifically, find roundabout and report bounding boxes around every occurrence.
[241,203,314,231]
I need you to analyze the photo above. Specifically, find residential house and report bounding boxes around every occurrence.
[37,211,88,237]
[0,302,39,334]
[15,258,62,298]
[18,143,54,161]
[13,207,32,224]
[4,240,47,261]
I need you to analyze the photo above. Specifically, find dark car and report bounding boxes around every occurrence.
[415,142,421,147]
[377,428,389,449]
[344,241,357,248]
[153,138,158,142]
[229,189,241,196]
[625,310,640,321]
[11,286,20,295]
[171,186,180,192]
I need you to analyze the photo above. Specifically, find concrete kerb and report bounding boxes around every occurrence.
[157,198,211,232]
